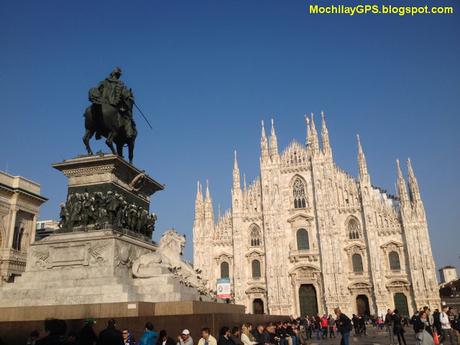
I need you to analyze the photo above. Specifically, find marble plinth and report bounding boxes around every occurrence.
[0,230,209,307]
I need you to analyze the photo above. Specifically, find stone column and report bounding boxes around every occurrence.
[29,215,38,245]
[7,207,18,248]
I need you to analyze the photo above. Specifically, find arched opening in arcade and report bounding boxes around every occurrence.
[253,298,264,314]
[299,284,318,317]
[356,294,370,316]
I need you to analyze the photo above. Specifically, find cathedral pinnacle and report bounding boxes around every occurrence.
[407,158,421,203]
[305,114,311,147]
[233,150,241,190]
[321,111,331,156]
[357,134,369,184]
[204,179,214,223]
[309,113,320,154]
[194,180,204,227]
[261,120,269,162]
[396,159,409,204]
[269,118,279,158]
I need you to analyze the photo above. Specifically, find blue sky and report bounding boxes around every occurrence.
[1,1,459,270]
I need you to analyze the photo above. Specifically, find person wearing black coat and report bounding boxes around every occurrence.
[79,319,97,345]
[157,330,177,345]
[392,310,407,345]
[217,327,233,345]
[334,308,352,345]
[97,319,124,345]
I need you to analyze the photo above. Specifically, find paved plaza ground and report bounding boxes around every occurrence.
[308,327,416,345]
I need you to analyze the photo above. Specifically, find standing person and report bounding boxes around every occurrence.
[433,309,442,334]
[440,305,455,345]
[321,315,328,339]
[98,319,123,345]
[79,318,98,345]
[385,309,395,345]
[36,319,67,345]
[327,315,336,338]
[198,328,217,345]
[392,310,407,345]
[218,327,233,345]
[157,330,176,345]
[334,308,352,345]
[122,329,135,345]
[139,322,158,345]
[177,329,193,345]
[413,310,434,345]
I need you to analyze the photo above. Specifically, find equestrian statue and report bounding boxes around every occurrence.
[83,67,137,163]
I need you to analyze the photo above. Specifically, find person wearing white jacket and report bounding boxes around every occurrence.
[440,305,454,345]
[241,324,258,345]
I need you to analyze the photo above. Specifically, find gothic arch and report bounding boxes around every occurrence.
[290,175,308,209]
[346,216,361,240]
[249,224,262,247]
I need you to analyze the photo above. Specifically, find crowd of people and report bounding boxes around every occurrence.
[16,304,460,345]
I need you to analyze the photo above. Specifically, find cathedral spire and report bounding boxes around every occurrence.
[305,114,311,147]
[243,173,247,191]
[204,179,214,223]
[321,111,332,156]
[269,118,279,158]
[309,113,320,155]
[407,158,421,204]
[396,159,409,205]
[260,120,269,162]
[194,181,204,227]
[233,150,241,191]
[357,134,370,184]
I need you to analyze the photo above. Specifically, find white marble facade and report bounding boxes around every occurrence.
[193,113,440,318]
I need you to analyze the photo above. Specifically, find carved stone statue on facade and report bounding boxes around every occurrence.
[83,67,137,163]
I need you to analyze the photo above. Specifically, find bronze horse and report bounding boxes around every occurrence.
[82,95,137,163]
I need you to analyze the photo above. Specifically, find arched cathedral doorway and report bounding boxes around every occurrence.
[299,284,318,317]
[356,295,370,316]
[253,298,264,314]
[394,293,409,317]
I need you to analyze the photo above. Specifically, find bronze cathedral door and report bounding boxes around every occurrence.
[299,284,318,317]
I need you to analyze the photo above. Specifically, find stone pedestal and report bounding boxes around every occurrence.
[0,230,206,307]
[0,154,212,307]
[53,154,164,239]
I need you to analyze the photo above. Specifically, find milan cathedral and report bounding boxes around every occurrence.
[193,113,440,317]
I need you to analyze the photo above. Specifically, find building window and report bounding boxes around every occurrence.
[220,261,229,278]
[293,178,307,209]
[352,253,364,273]
[348,218,360,240]
[389,251,401,270]
[296,228,309,250]
[252,259,261,278]
[250,226,261,247]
